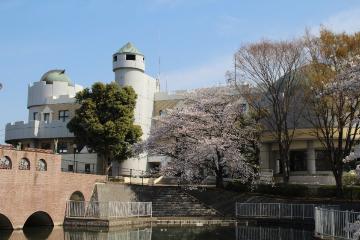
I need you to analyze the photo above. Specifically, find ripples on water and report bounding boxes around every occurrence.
[0,224,314,240]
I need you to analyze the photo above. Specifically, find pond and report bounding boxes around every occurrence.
[0,224,314,240]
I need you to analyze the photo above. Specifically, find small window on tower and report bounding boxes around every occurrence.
[113,55,117,62]
[33,112,38,120]
[126,54,136,61]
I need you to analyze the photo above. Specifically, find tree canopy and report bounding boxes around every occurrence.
[143,87,260,188]
[230,39,306,183]
[304,29,360,196]
[67,82,142,174]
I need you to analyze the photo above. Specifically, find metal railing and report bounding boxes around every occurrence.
[235,203,316,220]
[315,207,359,240]
[236,225,313,240]
[65,201,152,219]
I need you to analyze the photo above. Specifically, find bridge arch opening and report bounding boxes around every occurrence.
[23,211,53,239]
[0,213,13,230]
[70,191,85,201]
[23,211,54,228]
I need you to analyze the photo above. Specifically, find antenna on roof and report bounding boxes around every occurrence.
[157,30,167,92]
[234,54,237,83]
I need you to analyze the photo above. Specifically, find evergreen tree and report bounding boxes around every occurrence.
[67,82,142,175]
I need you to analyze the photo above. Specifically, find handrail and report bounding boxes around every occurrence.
[65,201,152,219]
[315,207,359,240]
[235,202,316,220]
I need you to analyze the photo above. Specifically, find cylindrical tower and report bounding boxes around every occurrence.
[112,42,157,140]
[112,42,158,173]
[113,42,145,85]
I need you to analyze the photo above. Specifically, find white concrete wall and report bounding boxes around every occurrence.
[154,91,187,101]
[113,53,145,72]
[27,81,82,109]
[5,120,73,141]
[61,153,99,174]
[113,52,158,172]
[114,58,157,140]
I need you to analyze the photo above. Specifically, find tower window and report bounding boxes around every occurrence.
[43,113,50,123]
[59,110,70,122]
[33,112,38,120]
[126,54,136,61]
[113,55,117,62]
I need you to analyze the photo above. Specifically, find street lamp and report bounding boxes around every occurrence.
[73,143,77,173]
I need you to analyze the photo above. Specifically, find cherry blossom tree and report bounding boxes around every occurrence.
[144,87,260,188]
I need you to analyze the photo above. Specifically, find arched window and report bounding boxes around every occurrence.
[19,158,30,170]
[0,156,12,169]
[37,159,47,171]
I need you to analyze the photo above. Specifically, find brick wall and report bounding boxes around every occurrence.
[0,147,106,229]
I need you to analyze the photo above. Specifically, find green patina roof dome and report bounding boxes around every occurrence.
[40,69,73,86]
[117,42,143,56]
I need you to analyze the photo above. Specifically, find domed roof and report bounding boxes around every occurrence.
[40,69,73,86]
[116,42,143,56]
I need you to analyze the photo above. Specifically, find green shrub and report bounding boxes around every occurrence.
[343,186,360,200]
[255,183,308,197]
[316,185,337,198]
[225,181,251,192]
[225,180,360,200]
[343,170,359,186]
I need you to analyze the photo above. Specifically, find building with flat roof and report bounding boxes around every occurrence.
[5,42,183,175]
[4,42,338,185]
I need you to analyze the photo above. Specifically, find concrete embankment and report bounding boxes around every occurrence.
[187,187,360,217]
[64,183,232,228]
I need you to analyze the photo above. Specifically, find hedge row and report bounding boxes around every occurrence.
[225,181,360,199]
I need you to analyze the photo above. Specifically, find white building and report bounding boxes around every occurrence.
[5,70,101,174]
[5,42,181,175]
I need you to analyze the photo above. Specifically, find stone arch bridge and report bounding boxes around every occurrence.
[0,145,106,229]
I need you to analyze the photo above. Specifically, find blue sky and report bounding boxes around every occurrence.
[1,0,360,142]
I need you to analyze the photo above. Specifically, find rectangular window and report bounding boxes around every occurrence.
[41,142,51,150]
[316,150,333,171]
[290,150,307,171]
[113,55,117,62]
[85,164,91,173]
[58,142,68,153]
[43,113,50,123]
[33,112,38,120]
[68,165,74,172]
[126,54,136,60]
[59,110,70,122]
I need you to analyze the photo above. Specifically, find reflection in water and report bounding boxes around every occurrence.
[1,223,315,240]
[0,230,12,240]
[236,225,313,240]
[23,226,53,240]
[64,228,152,240]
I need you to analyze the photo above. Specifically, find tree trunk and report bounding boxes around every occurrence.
[216,173,224,188]
[334,170,343,198]
[102,155,109,176]
[279,148,290,184]
[283,154,290,184]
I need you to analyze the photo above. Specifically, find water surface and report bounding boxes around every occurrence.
[1,224,314,240]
